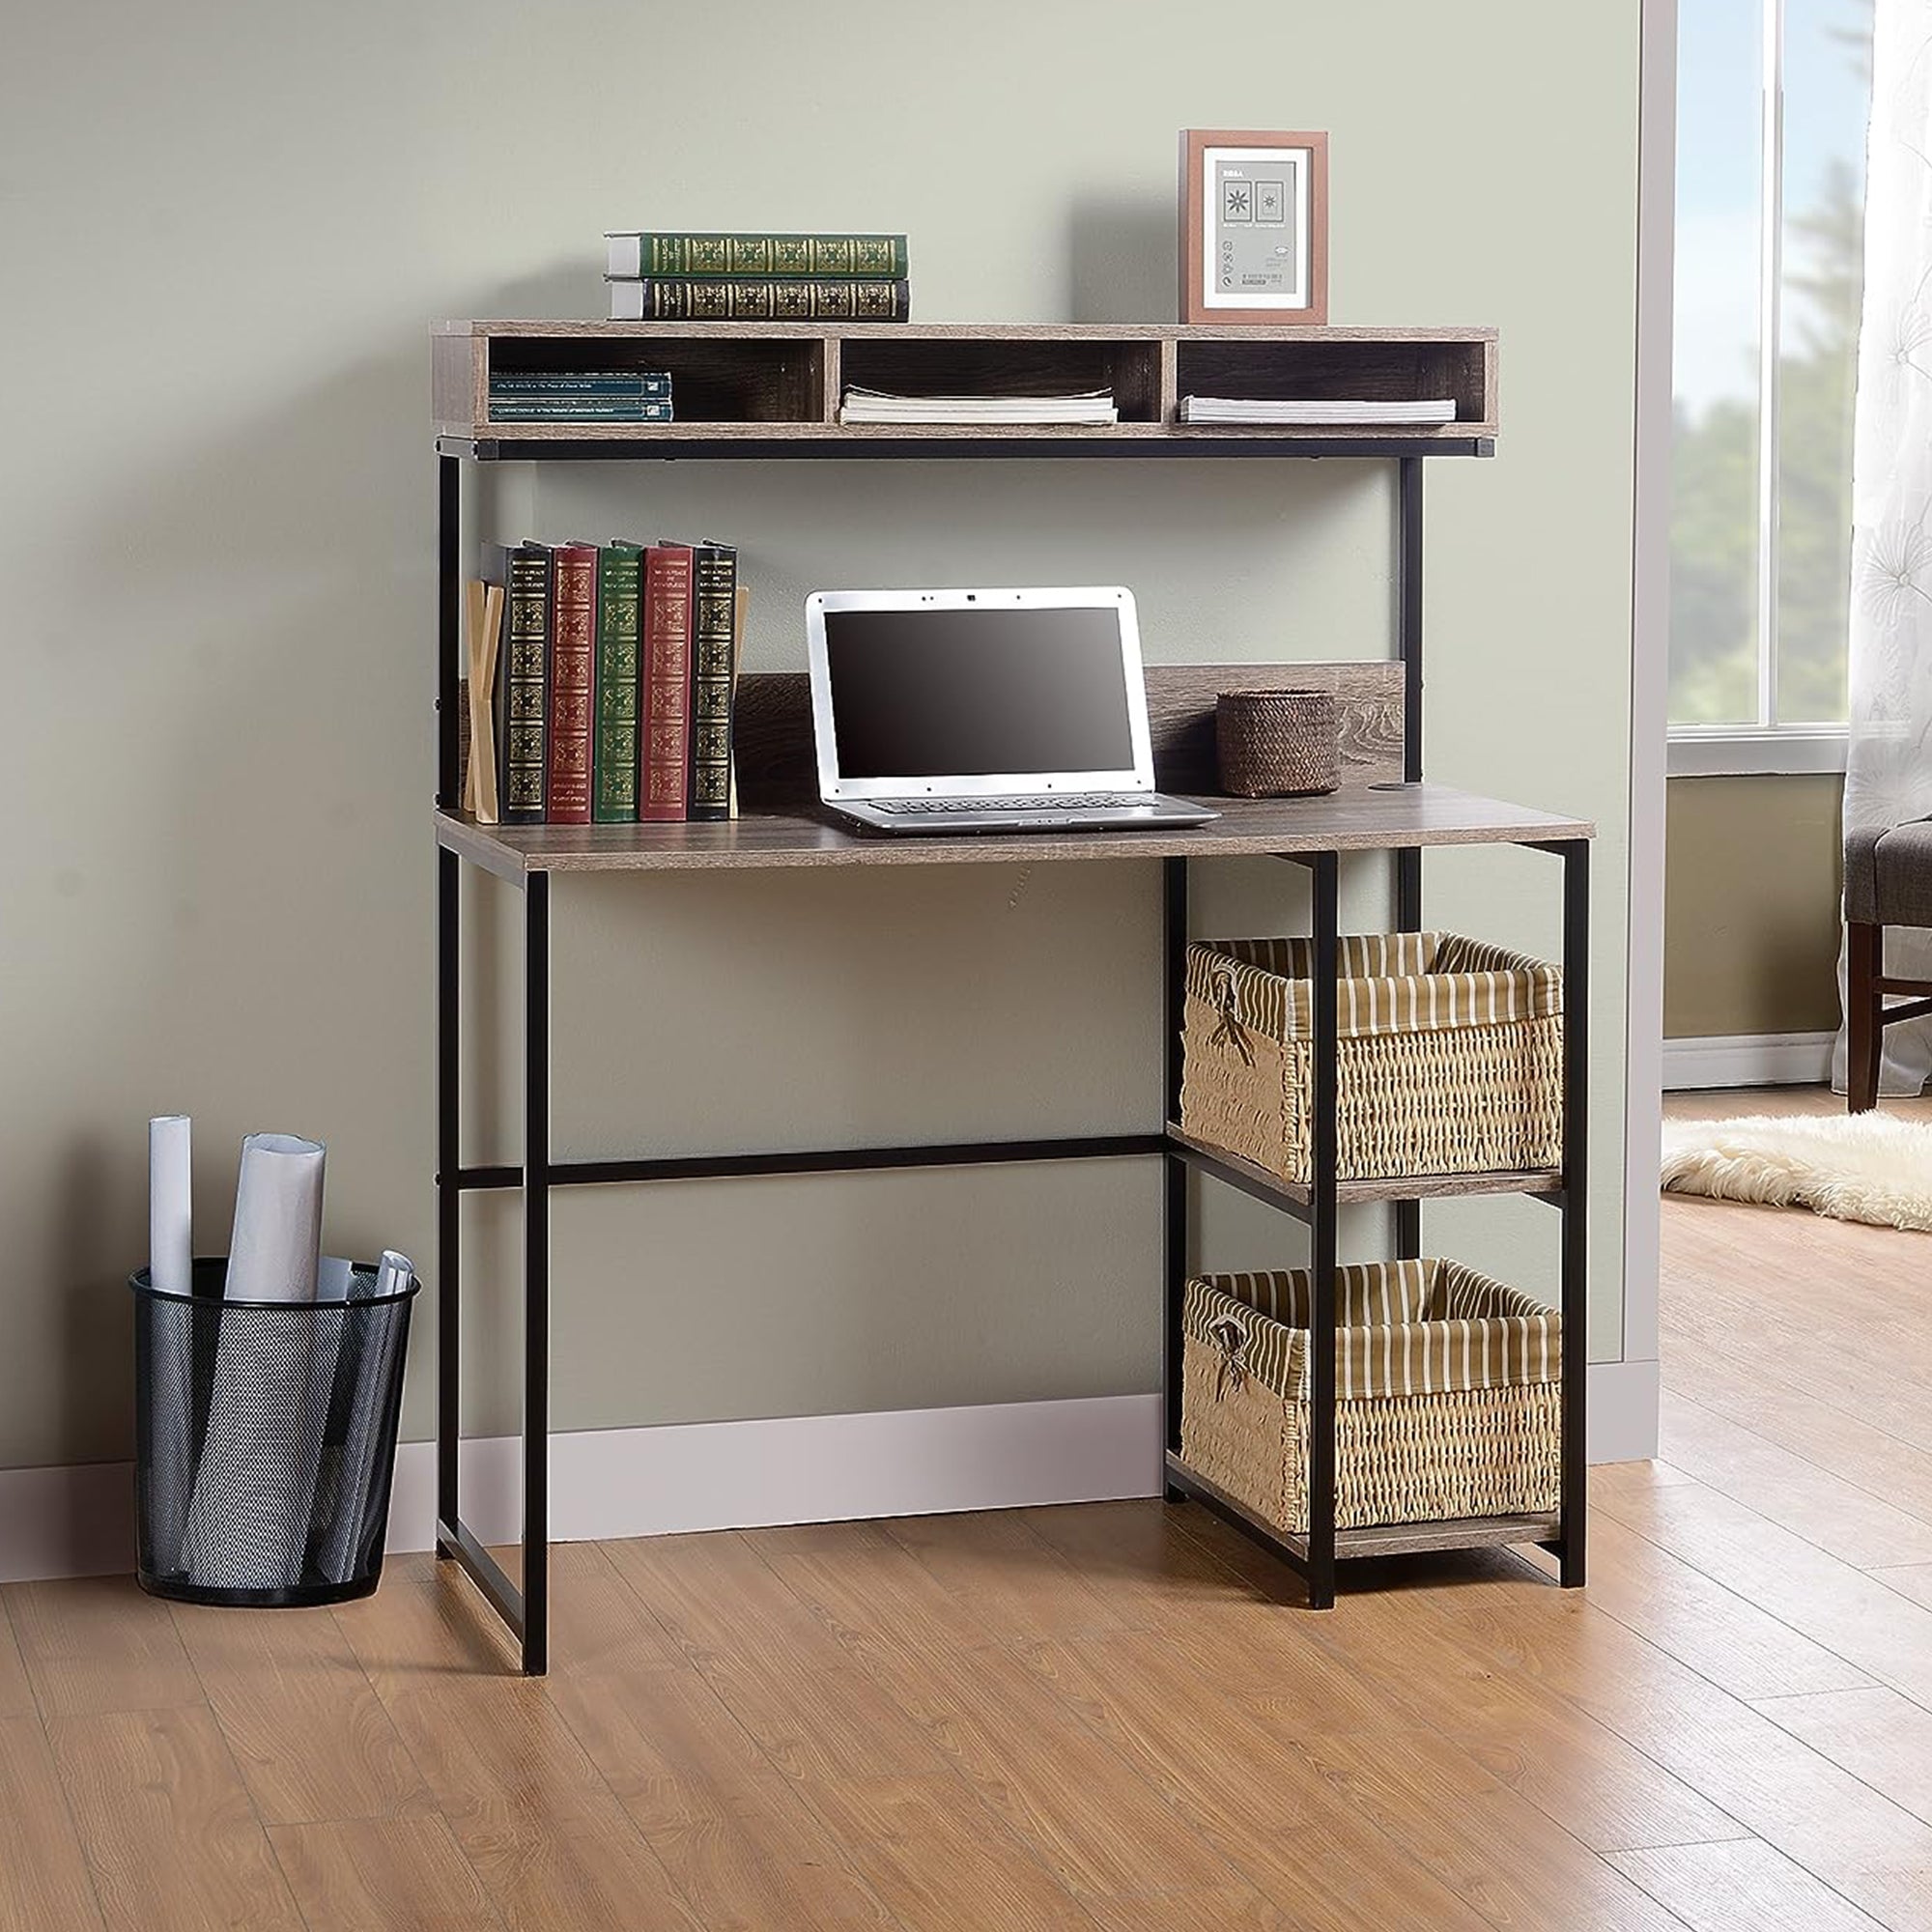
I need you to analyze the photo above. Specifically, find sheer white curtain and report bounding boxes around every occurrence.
[1833,0,1932,1096]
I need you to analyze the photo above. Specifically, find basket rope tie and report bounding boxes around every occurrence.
[1208,1315,1251,1400]
[1208,969,1255,1066]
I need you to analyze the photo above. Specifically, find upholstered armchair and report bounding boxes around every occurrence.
[1845,816,1932,1111]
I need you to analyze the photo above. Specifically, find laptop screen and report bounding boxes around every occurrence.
[822,605,1136,780]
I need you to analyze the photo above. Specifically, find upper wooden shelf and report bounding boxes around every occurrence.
[432,322,1498,457]
[436,784,1591,884]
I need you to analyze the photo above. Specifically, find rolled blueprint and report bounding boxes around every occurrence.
[317,1251,414,1584]
[148,1116,192,1295]
[145,1116,194,1576]
[182,1133,329,1590]
[225,1132,325,1303]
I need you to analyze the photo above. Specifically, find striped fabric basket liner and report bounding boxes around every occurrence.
[1180,1261,1562,1534]
[1179,932,1564,1183]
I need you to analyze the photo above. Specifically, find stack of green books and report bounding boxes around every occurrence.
[604,230,909,323]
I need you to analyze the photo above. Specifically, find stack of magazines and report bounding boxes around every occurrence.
[838,386,1118,426]
[1178,396,1459,426]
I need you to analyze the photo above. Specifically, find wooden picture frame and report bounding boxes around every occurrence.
[1179,128,1329,326]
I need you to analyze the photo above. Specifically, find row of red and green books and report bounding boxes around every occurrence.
[603,227,910,323]
[484,539,738,825]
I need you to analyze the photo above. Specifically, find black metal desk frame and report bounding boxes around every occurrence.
[432,437,1587,1675]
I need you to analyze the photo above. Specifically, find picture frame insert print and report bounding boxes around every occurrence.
[1179,128,1329,326]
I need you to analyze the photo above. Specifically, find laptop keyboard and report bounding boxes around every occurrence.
[871,795,1147,815]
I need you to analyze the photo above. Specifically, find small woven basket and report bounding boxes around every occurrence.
[1181,1261,1563,1533]
[1216,689,1339,797]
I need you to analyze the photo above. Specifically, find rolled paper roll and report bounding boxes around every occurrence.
[225,1133,325,1303]
[148,1116,192,1296]
[183,1133,329,1590]
[145,1116,194,1577]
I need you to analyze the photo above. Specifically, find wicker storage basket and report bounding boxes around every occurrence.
[1179,931,1563,1183]
[1216,689,1339,797]
[1181,1261,1562,1533]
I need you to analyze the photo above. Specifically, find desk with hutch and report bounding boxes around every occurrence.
[430,321,1590,1676]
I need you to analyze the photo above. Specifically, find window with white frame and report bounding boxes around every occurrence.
[1669,0,1873,770]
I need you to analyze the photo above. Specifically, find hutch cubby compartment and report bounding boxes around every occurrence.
[1173,333,1492,432]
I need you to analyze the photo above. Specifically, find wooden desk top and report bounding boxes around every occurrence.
[436,785,1593,883]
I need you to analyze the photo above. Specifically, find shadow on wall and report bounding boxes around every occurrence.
[1066,192,1178,323]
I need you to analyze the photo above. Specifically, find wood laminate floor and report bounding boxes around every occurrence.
[6,1086,1931,1930]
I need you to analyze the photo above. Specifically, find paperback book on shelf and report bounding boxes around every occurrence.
[838,386,1118,426]
[1177,396,1460,426]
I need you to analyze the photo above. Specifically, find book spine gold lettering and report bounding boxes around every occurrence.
[547,546,597,825]
[641,548,695,821]
[499,551,550,824]
[688,547,739,822]
[592,547,641,824]
[621,278,909,322]
[630,232,908,278]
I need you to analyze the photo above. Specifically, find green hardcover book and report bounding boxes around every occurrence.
[606,231,907,279]
[498,545,551,825]
[591,545,642,823]
[608,277,908,323]
[687,543,739,822]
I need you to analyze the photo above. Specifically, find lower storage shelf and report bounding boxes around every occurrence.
[1166,1452,1560,1564]
[1179,1261,1562,1540]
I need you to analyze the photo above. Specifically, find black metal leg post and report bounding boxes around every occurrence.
[437,851,461,1544]
[523,870,552,1674]
[1307,850,1340,1609]
[1394,457,1424,1263]
[1162,858,1189,1492]
[435,450,462,1550]
[1558,838,1589,1588]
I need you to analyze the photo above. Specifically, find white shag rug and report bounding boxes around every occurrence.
[1662,1112,1932,1232]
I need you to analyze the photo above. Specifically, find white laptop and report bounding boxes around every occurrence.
[805,585,1220,835]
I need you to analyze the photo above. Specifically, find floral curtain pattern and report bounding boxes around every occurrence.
[1834,0,1932,1094]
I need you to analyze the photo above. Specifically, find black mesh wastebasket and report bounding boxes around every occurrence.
[131,1257,418,1606]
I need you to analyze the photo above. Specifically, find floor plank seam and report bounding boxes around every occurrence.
[566,1537,923,1932]
[1588,1493,1895,1694]
[1655,1383,1932,1556]
[584,1531,967,1931]
[742,1520,1174,1919]
[4,1584,177,1932]
[342,1567,703,1932]
[1151,1509,1716,1927]
[159,1598,318,1930]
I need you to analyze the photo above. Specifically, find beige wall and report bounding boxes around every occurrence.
[1664,777,1843,1037]
[1,0,1641,1470]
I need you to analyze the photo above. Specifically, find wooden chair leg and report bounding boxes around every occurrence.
[1849,921,1883,1113]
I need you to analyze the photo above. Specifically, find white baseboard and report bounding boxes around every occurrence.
[1662,1031,1835,1092]
[1588,1357,1660,1464]
[0,1373,1660,1585]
